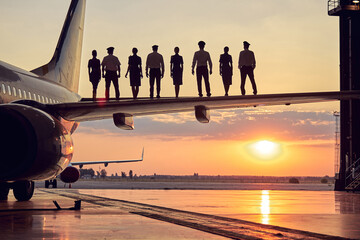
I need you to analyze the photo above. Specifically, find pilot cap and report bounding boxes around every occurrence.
[243,41,250,46]
[107,47,115,51]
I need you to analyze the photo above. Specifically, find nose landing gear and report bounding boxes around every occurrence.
[45,179,57,188]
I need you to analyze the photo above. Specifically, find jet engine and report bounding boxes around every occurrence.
[60,166,80,183]
[0,104,73,182]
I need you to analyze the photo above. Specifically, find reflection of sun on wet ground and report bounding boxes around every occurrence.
[260,190,270,224]
[246,140,283,160]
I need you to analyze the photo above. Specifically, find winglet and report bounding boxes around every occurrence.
[141,147,144,161]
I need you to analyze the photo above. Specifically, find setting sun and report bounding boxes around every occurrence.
[247,140,282,160]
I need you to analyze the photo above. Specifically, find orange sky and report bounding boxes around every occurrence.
[72,107,337,176]
[0,1,341,176]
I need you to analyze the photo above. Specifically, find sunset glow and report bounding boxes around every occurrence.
[247,140,282,160]
[0,1,339,176]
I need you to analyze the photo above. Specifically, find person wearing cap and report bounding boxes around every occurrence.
[238,41,257,95]
[101,47,121,100]
[192,40,212,97]
[146,45,165,99]
[88,50,101,100]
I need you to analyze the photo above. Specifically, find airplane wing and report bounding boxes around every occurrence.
[71,148,144,168]
[48,91,360,129]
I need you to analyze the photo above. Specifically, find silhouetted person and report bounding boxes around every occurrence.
[238,41,257,95]
[219,46,233,96]
[102,47,121,100]
[125,48,143,99]
[192,41,212,97]
[170,47,184,98]
[146,45,164,98]
[88,50,101,100]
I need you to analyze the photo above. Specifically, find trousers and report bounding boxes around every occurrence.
[196,66,211,96]
[149,68,161,97]
[105,71,120,99]
[240,66,257,95]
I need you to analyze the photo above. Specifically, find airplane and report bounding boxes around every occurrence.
[0,0,360,201]
[45,148,144,188]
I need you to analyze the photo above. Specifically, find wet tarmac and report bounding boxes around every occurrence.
[88,188,360,239]
[0,190,227,240]
[0,188,357,240]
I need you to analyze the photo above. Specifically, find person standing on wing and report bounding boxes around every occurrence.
[219,46,233,96]
[146,45,165,99]
[88,50,101,100]
[192,41,212,97]
[102,47,121,100]
[170,47,184,98]
[238,41,257,95]
[125,47,143,99]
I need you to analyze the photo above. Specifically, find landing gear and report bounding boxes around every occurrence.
[13,181,34,201]
[0,182,10,200]
[0,181,35,201]
[45,179,57,188]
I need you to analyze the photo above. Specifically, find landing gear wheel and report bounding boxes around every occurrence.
[0,182,10,200]
[13,181,34,201]
[45,180,57,188]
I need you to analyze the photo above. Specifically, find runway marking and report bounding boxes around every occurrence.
[40,189,352,240]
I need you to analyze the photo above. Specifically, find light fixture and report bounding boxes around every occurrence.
[353,0,360,4]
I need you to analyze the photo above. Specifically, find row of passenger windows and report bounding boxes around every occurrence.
[1,83,61,104]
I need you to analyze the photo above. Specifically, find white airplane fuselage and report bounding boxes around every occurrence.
[0,60,80,105]
[0,60,81,184]
[0,0,87,201]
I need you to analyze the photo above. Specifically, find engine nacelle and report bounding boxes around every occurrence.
[60,166,80,183]
[0,104,73,181]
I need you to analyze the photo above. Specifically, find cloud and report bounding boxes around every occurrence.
[138,110,239,124]
[141,113,194,124]
[292,119,332,126]
[242,109,284,116]
[75,109,337,143]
